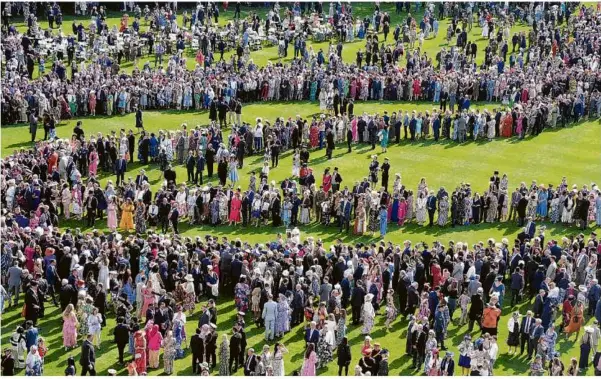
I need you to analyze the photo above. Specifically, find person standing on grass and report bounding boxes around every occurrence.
[79,334,96,376]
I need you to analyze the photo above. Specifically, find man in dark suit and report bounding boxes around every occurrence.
[426,192,437,226]
[527,318,544,359]
[524,217,536,239]
[115,155,127,186]
[169,203,180,234]
[291,284,305,326]
[516,194,528,226]
[190,328,203,374]
[135,170,149,188]
[350,283,366,324]
[80,334,96,376]
[206,323,218,368]
[243,348,257,376]
[24,281,41,325]
[440,351,455,376]
[406,282,419,316]
[410,324,427,369]
[520,310,534,356]
[127,130,136,163]
[305,321,320,346]
[113,317,130,365]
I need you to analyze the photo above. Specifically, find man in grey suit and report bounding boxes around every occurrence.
[319,277,333,304]
[262,294,278,341]
[575,250,589,286]
[7,261,23,307]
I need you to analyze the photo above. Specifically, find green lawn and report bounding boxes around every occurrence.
[2,2,601,376]
[1,101,601,376]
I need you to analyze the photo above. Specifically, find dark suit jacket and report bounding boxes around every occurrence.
[190,334,204,356]
[244,354,257,376]
[79,340,96,366]
[114,324,129,346]
[305,328,319,345]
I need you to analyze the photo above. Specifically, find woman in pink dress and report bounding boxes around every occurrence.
[71,185,83,219]
[301,343,317,376]
[62,304,79,350]
[139,282,155,318]
[397,197,408,226]
[228,193,242,225]
[351,116,358,142]
[89,90,97,116]
[88,147,99,176]
[106,197,118,231]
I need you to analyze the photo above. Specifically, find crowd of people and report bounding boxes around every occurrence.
[1,192,601,375]
[2,1,601,377]
[2,1,601,144]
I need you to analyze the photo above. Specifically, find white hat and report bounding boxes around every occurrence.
[207,265,213,270]
[185,274,194,282]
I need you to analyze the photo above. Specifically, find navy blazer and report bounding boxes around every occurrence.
[305,328,319,345]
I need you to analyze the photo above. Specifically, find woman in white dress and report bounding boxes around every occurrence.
[562,193,574,224]
[96,255,110,291]
[415,193,427,225]
[87,307,103,348]
[292,151,300,177]
[324,314,337,347]
[175,185,188,216]
[319,87,327,111]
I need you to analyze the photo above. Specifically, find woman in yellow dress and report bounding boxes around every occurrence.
[119,198,135,231]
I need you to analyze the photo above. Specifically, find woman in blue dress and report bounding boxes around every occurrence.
[228,157,239,185]
[389,195,400,223]
[149,133,159,160]
[379,205,388,237]
[537,188,548,218]
[281,198,292,228]
[378,127,389,152]
[310,81,318,102]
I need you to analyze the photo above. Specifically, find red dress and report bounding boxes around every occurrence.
[134,331,147,374]
[229,197,242,222]
[322,174,332,193]
[310,125,319,148]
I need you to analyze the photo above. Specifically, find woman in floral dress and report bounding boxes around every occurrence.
[301,343,317,376]
[487,192,499,222]
[272,342,288,376]
[526,193,538,220]
[361,294,375,335]
[134,200,147,234]
[172,307,187,359]
[336,309,347,347]
[353,199,366,235]
[219,334,230,376]
[385,290,397,330]
[316,332,333,369]
[62,304,79,350]
[275,293,291,337]
[134,330,147,374]
[25,346,42,376]
[438,196,449,226]
[77,295,94,341]
[234,277,251,313]
[162,330,176,374]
